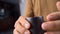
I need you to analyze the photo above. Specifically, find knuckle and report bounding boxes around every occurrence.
[13,29,17,34]
[16,26,26,33]
[14,21,19,28]
[18,28,26,34]
[13,29,21,34]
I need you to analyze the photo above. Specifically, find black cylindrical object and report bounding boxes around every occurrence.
[26,16,45,34]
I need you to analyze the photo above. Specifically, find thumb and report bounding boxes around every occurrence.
[56,1,60,11]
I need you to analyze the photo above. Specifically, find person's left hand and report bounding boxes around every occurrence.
[42,1,60,34]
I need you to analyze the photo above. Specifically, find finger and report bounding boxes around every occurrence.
[13,29,21,34]
[44,31,60,34]
[18,16,30,29]
[23,30,30,34]
[42,20,60,31]
[14,21,26,34]
[56,1,60,11]
[46,12,60,21]
[47,1,60,21]
[15,29,30,34]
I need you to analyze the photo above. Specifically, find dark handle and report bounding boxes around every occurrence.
[26,16,45,34]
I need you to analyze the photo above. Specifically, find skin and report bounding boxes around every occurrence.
[13,1,60,34]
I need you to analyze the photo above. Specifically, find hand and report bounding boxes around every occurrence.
[13,16,30,34]
[42,1,60,34]
[13,1,60,34]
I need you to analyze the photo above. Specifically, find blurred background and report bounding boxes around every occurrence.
[0,0,25,34]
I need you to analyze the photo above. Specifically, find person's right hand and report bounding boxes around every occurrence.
[13,16,30,34]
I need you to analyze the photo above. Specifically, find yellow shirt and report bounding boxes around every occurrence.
[24,0,58,20]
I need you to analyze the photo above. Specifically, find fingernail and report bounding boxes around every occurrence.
[44,33,47,34]
[42,23,49,30]
[47,15,53,20]
[24,30,29,34]
[44,32,51,34]
[44,33,48,34]
[24,23,30,29]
